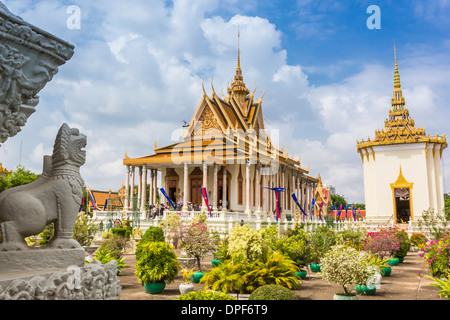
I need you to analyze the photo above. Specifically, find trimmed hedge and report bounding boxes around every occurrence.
[248,284,298,300]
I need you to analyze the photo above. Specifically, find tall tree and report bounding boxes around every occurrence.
[0,165,40,193]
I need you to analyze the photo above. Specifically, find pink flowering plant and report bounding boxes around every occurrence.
[179,222,218,271]
[422,237,450,279]
[363,226,401,259]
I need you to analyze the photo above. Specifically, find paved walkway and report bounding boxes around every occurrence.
[118,250,441,300]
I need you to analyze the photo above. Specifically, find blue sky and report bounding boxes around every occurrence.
[0,0,449,204]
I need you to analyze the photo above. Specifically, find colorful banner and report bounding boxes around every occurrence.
[201,187,212,217]
[103,198,108,211]
[159,188,176,210]
[291,193,308,217]
[87,187,98,210]
[264,187,285,222]
[318,201,324,221]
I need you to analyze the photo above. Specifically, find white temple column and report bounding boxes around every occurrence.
[148,169,154,205]
[245,159,251,216]
[255,164,261,215]
[182,163,189,211]
[125,165,130,210]
[261,169,267,216]
[292,172,296,216]
[222,166,227,210]
[213,163,218,211]
[130,166,135,210]
[202,162,208,211]
[138,166,142,211]
[153,169,158,205]
[141,165,147,211]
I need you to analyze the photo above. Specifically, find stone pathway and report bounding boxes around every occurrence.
[118,251,441,300]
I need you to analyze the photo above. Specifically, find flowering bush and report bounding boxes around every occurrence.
[320,244,371,296]
[422,237,450,278]
[410,233,428,250]
[363,226,401,258]
[179,222,217,271]
[227,224,268,264]
[160,213,185,249]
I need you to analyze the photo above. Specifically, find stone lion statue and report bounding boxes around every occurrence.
[0,123,86,251]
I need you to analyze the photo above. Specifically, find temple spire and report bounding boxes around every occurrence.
[228,27,250,104]
[391,44,405,109]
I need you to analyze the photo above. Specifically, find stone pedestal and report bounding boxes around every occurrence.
[0,248,85,272]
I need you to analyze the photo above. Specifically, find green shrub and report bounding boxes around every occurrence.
[111,226,131,239]
[309,226,337,264]
[93,247,126,268]
[135,241,179,285]
[175,290,236,300]
[336,226,367,250]
[72,213,99,247]
[136,226,165,260]
[201,252,299,294]
[393,228,410,259]
[276,230,314,269]
[410,233,427,248]
[38,223,54,247]
[141,226,165,243]
[249,284,298,300]
[98,234,126,259]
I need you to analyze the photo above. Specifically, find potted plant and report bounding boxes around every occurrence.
[179,222,217,271]
[179,266,196,295]
[135,241,180,294]
[308,226,337,273]
[276,231,313,279]
[392,228,410,263]
[320,244,370,300]
[366,253,391,277]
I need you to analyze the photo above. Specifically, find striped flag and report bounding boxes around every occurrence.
[87,187,98,210]
[201,187,212,217]
[159,188,176,210]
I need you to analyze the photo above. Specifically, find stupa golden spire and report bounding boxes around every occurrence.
[391,44,405,109]
[227,28,250,103]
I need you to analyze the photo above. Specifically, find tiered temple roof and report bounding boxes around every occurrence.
[357,47,447,160]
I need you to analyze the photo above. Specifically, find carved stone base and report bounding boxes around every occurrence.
[0,261,121,300]
[0,248,85,272]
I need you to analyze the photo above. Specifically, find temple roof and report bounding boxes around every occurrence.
[124,40,316,181]
[357,48,447,158]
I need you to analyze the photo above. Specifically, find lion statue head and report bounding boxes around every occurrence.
[51,123,87,168]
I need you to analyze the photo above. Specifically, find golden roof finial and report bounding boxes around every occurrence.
[237,26,241,72]
[227,26,249,103]
[392,44,405,109]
